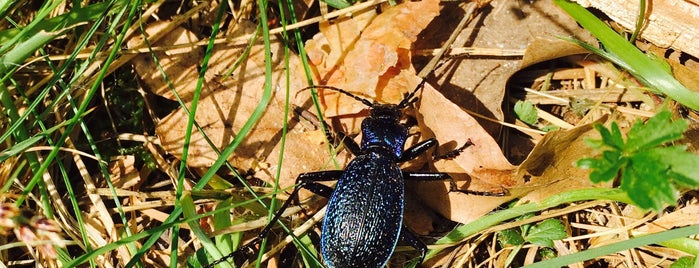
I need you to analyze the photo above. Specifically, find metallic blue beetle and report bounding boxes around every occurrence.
[207,82,471,268]
[321,103,410,267]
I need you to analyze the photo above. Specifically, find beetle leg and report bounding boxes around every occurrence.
[297,170,344,182]
[403,171,449,181]
[404,172,507,196]
[336,131,362,156]
[325,123,362,156]
[400,138,474,163]
[399,138,439,162]
[299,107,362,156]
[205,172,341,268]
[448,181,509,197]
[400,226,427,264]
[251,172,341,243]
[295,171,342,198]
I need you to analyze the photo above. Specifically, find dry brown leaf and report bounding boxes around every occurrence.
[514,116,613,203]
[108,155,140,189]
[636,202,699,233]
[416,88,611,224]
[519,37,591,70]
[419,82,516,186]
[414,83,519,224]
[131,20,347,190]
[412,38,617,224]
[307,0,440,120]
[418,0,598,140]
[133,1,609,227]
[129,21,209,101]
[306,9,376,75]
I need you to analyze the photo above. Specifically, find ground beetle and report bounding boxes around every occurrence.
[207,79,476,268]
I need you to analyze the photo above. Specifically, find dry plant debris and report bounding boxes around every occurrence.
[2,0,699,267]
[571,0,699,58]
[132,0,608,228]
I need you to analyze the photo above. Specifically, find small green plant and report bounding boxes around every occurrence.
[577,110,699,211]
[498,217,567,266]
[514,100,538,126]
[523,219,568,249]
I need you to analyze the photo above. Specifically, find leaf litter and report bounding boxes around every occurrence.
[130,19,344,192]
[123,0,699,267]
[6,0,699,267]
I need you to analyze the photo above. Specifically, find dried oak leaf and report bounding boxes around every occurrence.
[306,0,440,121]
[513,116,611,203]
[130,21,345,189]
[302,0,444,234]
[415,84,518,224]
[416,68,611,224]
[129,21,209,102]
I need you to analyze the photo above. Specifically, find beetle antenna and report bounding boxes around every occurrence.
[300,85,374,107]
[397,77,428,109]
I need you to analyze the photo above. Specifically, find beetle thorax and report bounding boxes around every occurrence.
[360,104,408,158]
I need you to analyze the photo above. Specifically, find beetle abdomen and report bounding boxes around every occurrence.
[321,153,404,268]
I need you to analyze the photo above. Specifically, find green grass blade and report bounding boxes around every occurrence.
[65,192,273,267]
[554,0,699,111]
[425,188,630,260]
[126,4,279,266]
[524,224,699,268]
[0,1,116,69]
[0,134,44,162]
[182,192,234,268]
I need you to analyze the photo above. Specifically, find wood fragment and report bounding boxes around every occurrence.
[572,0,699,58]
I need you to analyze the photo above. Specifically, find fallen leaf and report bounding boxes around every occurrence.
[635,202,699,233]
[108,155,140,189]
[307,0,441,122]
[306,9,376,76]
[129,21,213,101]
[514,116,613,203]
[519,37,590,70]
[412,38,616,223]
[414,83,519,224]
[131,20,347,190]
